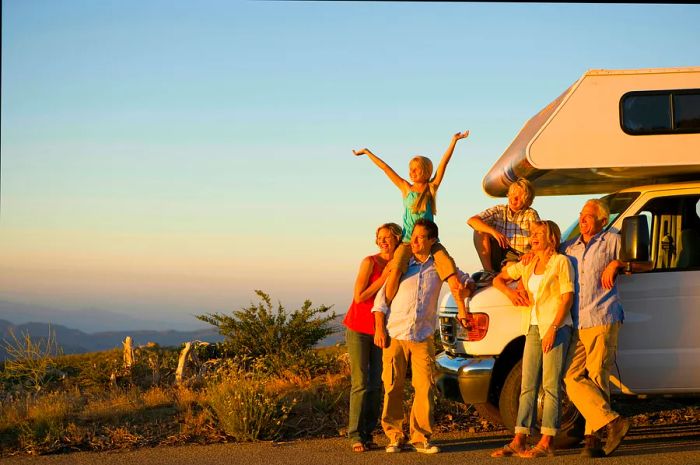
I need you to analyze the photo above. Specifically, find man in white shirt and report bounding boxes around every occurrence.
[373,219,473,454]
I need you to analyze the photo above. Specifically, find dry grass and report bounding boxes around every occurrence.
[0,345,356,456]
[142,387,173,409]
[81,390,141,421]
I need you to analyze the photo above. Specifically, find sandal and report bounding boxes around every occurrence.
[518,444,555,458]
[351,442,367,453]
[490,443,523,458]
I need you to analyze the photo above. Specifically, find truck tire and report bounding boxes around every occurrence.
[498,359,584,449]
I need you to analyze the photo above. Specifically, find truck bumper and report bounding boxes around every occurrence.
[435,352,495,404]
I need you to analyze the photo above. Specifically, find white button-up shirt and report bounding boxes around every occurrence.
[372,255,470,342]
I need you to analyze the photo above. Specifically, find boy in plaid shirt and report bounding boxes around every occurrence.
[467,179,539,278]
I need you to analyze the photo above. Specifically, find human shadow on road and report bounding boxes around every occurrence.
[434,423,700,456]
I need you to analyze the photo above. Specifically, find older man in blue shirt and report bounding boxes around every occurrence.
[562,199,629,458]
[373,219,472,455]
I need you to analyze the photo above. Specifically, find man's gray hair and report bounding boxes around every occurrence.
[585,199,610,223]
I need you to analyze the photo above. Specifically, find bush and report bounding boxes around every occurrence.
[196,290,337,368]
[207,375,294,441]
[1,328,63,392]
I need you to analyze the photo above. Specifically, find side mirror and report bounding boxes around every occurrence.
[620,215,650,265]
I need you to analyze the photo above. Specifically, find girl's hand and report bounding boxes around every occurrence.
[508,288,530,307]
[453,130,470,141]
[457,308,472,329]
[353,148,370,156]
[541,326,557,353]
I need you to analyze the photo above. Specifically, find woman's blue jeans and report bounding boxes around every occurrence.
[346,328,383,443]
[515,324,572,437]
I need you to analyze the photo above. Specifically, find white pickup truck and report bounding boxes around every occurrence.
[435,67,700,446]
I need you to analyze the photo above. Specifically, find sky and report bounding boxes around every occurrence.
[1,1,699,331]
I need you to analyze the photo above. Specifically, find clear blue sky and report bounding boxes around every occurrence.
[2,1,699,330]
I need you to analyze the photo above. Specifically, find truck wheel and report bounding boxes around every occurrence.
[498,360,584,449]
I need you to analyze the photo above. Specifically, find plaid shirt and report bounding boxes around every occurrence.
[477,204,540,254]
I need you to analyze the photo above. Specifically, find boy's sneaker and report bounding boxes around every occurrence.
[385,441,403,453]
[409,441,441,454]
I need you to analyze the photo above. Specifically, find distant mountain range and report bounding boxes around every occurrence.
[0,319,225,360]
[0,300,204,333]
[0,298,347,360]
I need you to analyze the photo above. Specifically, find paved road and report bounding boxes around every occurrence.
[3,424,699,465]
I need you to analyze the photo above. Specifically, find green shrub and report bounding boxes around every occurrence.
[207,375,294,441]
[196,290,337,369]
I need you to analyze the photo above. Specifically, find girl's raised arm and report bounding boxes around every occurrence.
[432,130,469,188]
[353,148,410,195]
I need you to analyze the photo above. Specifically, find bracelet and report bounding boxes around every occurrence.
[550,324,558,330]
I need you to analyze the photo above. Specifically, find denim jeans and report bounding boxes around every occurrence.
[515,324,572,437]
[346,328,383,443]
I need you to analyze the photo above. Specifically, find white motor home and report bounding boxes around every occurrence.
[436,67,700,446]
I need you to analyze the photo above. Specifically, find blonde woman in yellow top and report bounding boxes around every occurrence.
[491,220,574,458]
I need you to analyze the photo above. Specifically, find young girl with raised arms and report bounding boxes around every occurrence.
[353,131,471,316]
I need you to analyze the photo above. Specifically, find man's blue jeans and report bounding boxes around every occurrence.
[515,324,572,437]
[346,328,383,444]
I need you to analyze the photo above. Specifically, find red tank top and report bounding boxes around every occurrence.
[343,255,387,335]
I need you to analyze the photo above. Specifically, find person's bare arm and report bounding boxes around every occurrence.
[467,215,510,249]
[354,259,393,303]
[493,269,529,307]
[353,148,410,195]
[432,130,469,188]
[373,311,388,348]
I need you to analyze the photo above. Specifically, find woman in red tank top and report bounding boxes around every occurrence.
[344,222,402,453]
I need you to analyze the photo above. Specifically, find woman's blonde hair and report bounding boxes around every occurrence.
[409,156,438,214]
[532,220,561,255]
[376,222,402,247]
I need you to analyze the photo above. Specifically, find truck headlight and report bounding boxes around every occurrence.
[455,313,489,342]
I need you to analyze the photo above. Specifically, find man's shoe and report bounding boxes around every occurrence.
[385,440,404,453]
[409,441,440,454]
[580,435,605,458]
[603,416,630,456]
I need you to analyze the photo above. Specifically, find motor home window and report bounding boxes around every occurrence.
[674,93,700,130]
[620,89,700,135]
[637,194,700,271]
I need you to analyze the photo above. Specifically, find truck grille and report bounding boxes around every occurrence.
[440,316,456,345]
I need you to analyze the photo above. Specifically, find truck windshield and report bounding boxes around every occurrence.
[561,192,640,242]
